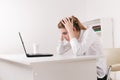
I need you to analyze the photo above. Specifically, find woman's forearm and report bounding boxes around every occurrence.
[67,28,76,40]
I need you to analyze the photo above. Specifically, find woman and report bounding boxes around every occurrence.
[57,16,107,80]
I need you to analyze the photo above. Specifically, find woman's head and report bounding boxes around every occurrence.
[58,16,86,31]
[57,16,86,41]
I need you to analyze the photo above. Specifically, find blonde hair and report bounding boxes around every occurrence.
[58,16,86,31]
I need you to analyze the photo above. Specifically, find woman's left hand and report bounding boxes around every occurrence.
[61,17,73,32]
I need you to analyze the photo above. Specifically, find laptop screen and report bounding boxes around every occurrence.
[19,32,27,54]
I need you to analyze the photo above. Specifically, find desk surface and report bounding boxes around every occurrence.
[0,53,97,65]
[0,53,97,80]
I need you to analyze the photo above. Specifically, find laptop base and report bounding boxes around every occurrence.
[26,53,53,57]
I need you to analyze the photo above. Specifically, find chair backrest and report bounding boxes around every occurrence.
[104,48,120,71]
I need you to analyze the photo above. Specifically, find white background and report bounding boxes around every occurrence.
[0,0,87,54]
[0,0,120,54]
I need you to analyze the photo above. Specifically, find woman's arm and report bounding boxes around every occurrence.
[57,40,71,55]
[61,17,98,56]
[70,28,97,56]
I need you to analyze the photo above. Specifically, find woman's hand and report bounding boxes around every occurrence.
[61,17,77,40]
[61,17,73,32]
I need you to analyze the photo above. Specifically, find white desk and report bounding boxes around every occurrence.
[0,54,97,80]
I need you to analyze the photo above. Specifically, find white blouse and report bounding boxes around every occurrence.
[57,26,107,78]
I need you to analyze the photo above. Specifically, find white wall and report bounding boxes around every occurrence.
[0,0,87,54]
[86,0,120,48]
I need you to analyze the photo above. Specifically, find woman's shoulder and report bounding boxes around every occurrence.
[81,26,99,40]
[83,26,96,35]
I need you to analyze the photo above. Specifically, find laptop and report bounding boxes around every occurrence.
[19,32,53,57]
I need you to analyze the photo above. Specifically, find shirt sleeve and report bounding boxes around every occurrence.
[57,40,71,55]
[70,28,97,56]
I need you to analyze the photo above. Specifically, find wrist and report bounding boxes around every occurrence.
[67,28,74,33]
[66,25,73,31]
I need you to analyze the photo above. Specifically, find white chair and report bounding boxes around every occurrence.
[104,48,120,80]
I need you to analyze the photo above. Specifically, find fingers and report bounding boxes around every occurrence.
[61,18,68,24]
[61,17,71,24]
[61,19,65,24]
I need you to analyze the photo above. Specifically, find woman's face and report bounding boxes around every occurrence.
[59,28,70,42]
